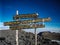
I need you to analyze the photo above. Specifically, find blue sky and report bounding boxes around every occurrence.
[0,0,60,33]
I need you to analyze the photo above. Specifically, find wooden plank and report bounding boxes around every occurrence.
[13,13,38,20]
[10,24,45,30]
[4,17,51,26]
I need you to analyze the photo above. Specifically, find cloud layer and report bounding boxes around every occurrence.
[0,22,60,33]
[0,22,9,30]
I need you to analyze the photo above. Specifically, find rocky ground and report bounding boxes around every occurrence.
[0,30,41,45]
[0,30,60,45]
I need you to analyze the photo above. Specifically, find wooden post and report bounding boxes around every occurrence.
[16,10,19,45]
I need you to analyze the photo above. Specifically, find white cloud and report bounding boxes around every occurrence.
[37,28,60,33]
[23,27,60,34]
[0,22,9,30]
[0,22,3,27]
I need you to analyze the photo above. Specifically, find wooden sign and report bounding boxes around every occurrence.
[13,13,38,20]
[22,17,51,23]
[10,24,45,30]
[4,17,50,26]
[4,21,21,26]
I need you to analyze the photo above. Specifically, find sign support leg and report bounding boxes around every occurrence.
[35,28,37,45]
[16,30,18,45]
